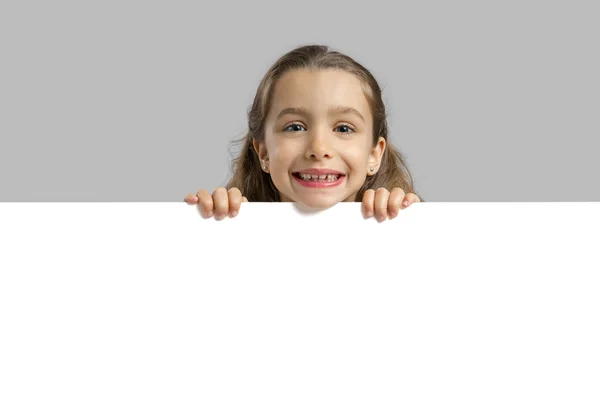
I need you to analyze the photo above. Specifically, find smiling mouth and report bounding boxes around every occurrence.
[292,172,343,182]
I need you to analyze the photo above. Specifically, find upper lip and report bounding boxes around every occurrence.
[294,168,344,175]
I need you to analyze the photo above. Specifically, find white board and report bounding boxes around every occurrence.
[1,202,599,399]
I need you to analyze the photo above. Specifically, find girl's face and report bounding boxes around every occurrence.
[254,68,386,210]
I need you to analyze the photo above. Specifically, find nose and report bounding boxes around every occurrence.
[305,128,333,160]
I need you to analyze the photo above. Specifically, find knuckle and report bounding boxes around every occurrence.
[212,191,228,212]
[229,200,241,212]
[213,201,227,213]
[196,189,209,198]
[196,190,211,201]
[228,189,242,202]
[212,187,227,196]
[375,190,389,205]
[375,192,386,200]
[198,198,213,210]
[392,187,405,196]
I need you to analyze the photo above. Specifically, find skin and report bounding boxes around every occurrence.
[184,68,421,222]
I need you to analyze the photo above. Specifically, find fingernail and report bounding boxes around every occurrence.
[230,211,238,218]
[389,211,397,219]
[402,200,409,207]
[205,211,213,218]
[366,211,373,218]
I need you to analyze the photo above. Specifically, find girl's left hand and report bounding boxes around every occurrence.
[362,188,421,222]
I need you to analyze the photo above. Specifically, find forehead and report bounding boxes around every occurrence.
[269,68,371,117]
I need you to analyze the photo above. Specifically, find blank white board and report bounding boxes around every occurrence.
[1,202,599,399]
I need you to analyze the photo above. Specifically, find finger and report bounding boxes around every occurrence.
[388,187,406,218]
[212,187,229,220]
[227,187,243,217]
[196,189,214,218]
[401,193,422,208]
[374,188,390,222]
[242,196,248,202]
[184,193,199,205]
[362,189,375,218]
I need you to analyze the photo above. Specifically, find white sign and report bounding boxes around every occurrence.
[1,202,599,399]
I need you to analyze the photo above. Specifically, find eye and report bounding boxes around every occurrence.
[335,123,356,135]
[283,123,306,132]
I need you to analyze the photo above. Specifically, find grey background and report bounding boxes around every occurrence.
[1,1,598,202]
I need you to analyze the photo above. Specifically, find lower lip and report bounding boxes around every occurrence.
[292,174,345,188]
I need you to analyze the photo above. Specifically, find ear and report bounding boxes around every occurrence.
[367,136,386,175]
[252,139,268,161]
[253,139,270,173]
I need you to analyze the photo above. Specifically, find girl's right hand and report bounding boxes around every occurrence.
[184,187,248,220]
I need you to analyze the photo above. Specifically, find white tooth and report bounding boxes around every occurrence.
[319,175,326,180]
[311,175,318,179]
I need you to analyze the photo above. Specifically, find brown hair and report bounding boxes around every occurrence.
[226,44,424,202]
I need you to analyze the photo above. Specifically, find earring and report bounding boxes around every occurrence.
[262,160,269,172]
[369,167,375,172]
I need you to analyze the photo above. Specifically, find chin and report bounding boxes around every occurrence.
[294,196,341,211]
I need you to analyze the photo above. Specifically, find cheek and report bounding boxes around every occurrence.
[339,145,370,169]
[269,140,297,168]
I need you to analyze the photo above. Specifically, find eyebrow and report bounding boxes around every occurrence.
[276,105,365,122]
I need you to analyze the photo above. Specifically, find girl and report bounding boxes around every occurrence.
[184,44,424,222]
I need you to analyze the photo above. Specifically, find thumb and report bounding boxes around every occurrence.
[183,193,198,204]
